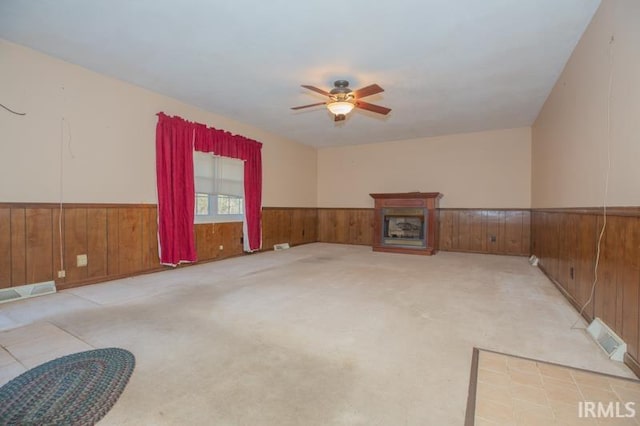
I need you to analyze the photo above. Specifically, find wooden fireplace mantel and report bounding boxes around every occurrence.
[369,192,442,200]
[369,192,442,255]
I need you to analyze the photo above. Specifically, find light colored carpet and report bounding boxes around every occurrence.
[0,243,635,425]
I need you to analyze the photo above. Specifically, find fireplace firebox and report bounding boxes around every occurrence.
[370,192,442,255]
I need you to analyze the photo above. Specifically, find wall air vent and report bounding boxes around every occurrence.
[0,281,57,305]
[587,317,627,362]
[273,243,290,251]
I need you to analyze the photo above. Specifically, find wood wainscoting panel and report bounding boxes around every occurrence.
[290,209,306,246]
[194,221,244,261]
[264,209,292,249]
[595,215,621,333]
[51,208,64,284]
[317,209,336,243]
[10,208,27,286]
[195,223,220,261]
[574,214,597,320]
[141,207,159,270]
[468,210,487,252]
[316,208,529,254]
[296,207,318,246]
[438,210,456,251]
[0,208,11,288]
[289,208,319,246]
[348,209,374,246]
[486,210,505,254]
[0,203,161,290]
[220,222,243,259]
[106,208,120,276]
[262,208,318,250]
[317,208,374,246]
[505,211,527,255]
[63,208,88,283]
[531,208,640,373]
[621,217,640,362]
[452,210,487,252]
[25,208,54,285]
[117,208,144,276]
[87,208,108,279]
[0,204,317,290]
[438,209,530,256]
[303,209,318,244]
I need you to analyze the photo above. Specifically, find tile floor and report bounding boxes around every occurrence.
[473,349,640,425]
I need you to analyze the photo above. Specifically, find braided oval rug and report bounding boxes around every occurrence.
[0,348,135,425]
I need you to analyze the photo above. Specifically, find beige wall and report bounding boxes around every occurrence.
[0,39,317,207]
[532,0,640,208]
[317,127,531,208]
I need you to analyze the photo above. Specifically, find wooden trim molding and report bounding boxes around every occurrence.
[0,202,157,209]
[262,206,317,210]
[317,207,375,211]
[624,353,640,379]
[465,347,480,426]
[439,207,529,211]
[532,206,640,217]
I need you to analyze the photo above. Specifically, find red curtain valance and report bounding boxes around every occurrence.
[155,113,263,266]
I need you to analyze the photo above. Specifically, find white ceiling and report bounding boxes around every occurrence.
[0,0,600,147]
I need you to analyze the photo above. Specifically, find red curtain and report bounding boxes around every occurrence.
[155,113,263,265]
[155,113,197,266]
[194,124,262,251]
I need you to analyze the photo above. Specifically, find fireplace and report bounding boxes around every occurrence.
[382,208,426,248]
[370,192,442,255]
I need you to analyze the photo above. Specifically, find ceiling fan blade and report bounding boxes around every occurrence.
[355,100,391,115]
[301,85,330,96]
[352,84,384,99]
[290,102,327,110]
[334,114,346,122]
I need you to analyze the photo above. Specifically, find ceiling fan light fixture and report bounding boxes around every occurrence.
[326,101,355,116]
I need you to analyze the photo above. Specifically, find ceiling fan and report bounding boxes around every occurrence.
[291,80,391,122]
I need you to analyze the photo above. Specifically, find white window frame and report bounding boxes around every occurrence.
[194,152,244,224]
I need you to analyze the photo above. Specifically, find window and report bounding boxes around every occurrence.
[193,152,244,223]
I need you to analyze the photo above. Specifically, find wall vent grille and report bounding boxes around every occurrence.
[587,317,626,362]
[0,281,57,305]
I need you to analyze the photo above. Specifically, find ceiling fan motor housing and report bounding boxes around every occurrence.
[330,80,352,94]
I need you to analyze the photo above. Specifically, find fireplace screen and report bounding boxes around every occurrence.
[382,208,427,248]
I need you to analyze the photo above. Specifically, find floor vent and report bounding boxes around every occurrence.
[587,317,626,362]
[0,281,57,305]
[273,243,290,251]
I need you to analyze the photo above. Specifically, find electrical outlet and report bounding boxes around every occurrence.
[77,254,88,267]
[57,270,66,278]
[219,245,224,250]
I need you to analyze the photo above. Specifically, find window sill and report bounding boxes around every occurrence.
[194,216,244,225]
